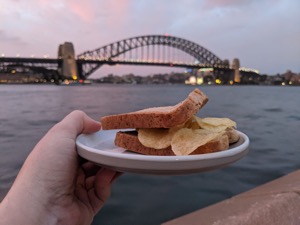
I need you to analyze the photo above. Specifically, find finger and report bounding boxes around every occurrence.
[81,162,101,177]
[89,169,118,213]
[53,110,101,139]
[85,168,121,190]
[95,169,118,189]
[111,172,123,184]
[75,167,90,206]
[65,110,101,135]
[86,176,96,191]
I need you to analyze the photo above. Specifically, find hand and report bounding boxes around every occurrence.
[0,110,120,225]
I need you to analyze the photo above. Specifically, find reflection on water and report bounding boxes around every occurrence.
[0,84,300,225]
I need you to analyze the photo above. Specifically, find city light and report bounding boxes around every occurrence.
[187,76,197,85]
[198,68,213,72]
[197,77,204,85]
[215,79,222,84]
[239,67,260,74]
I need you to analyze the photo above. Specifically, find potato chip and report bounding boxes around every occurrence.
[226,127,240,144]
[195,117,236,132]
[183,116,201,129]
[171,128,221,156]
[138,127,179,149]
[138,116,237,156]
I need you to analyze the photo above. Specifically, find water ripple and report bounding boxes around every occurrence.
[263,107,283,112]
[1,84,300,225]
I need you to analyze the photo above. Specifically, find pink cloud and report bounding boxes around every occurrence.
[60,0,132,24]
[203,0,254,9]
[66,0,95,22]
[97,0,131,25]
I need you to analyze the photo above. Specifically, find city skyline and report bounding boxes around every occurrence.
[1,0,299,77]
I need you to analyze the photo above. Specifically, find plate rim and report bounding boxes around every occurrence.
[76,130,249,162]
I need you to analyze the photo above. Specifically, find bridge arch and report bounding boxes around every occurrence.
[77,35,226,77]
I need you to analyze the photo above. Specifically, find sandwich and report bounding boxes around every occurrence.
[100,88,239,156]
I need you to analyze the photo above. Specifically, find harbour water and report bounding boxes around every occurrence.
[0,84,300,225]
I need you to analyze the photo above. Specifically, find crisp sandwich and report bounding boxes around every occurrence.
[100,88,239,156]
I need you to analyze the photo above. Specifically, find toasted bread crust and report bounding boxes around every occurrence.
[101,88,208,130]
[115,131,229,156]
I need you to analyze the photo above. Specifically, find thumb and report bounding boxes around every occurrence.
[54,110,101,139]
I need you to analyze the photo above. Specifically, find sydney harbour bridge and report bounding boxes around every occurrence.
[0,35,259,84]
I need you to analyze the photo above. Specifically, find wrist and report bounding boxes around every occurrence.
[0,189,59,225]
[0,165,62,225]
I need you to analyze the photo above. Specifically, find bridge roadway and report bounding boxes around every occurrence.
[0,57,229,70]
[0,57,59,64]
[81,58,230,70]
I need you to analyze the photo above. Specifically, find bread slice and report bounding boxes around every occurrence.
[115,131,229,156]
[101,88,208,130]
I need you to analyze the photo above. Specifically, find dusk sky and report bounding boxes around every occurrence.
[1,0,299,77]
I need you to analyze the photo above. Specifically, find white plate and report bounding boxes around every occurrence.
[76,130,249,175]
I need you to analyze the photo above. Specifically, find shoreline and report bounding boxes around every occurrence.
[163,169,300,225]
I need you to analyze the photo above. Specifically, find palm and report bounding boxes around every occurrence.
[54,162,114,225]
[41,137,115,225]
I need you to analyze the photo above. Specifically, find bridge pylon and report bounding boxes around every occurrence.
[58,42,78,80]
[232,58,241,83]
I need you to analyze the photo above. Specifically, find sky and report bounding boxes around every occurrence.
[1,0,299,77]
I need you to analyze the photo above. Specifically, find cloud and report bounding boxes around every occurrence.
[202,0,256,9]
[0,0,299,74]
[65,0,95,22]
[0,30,27,45]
